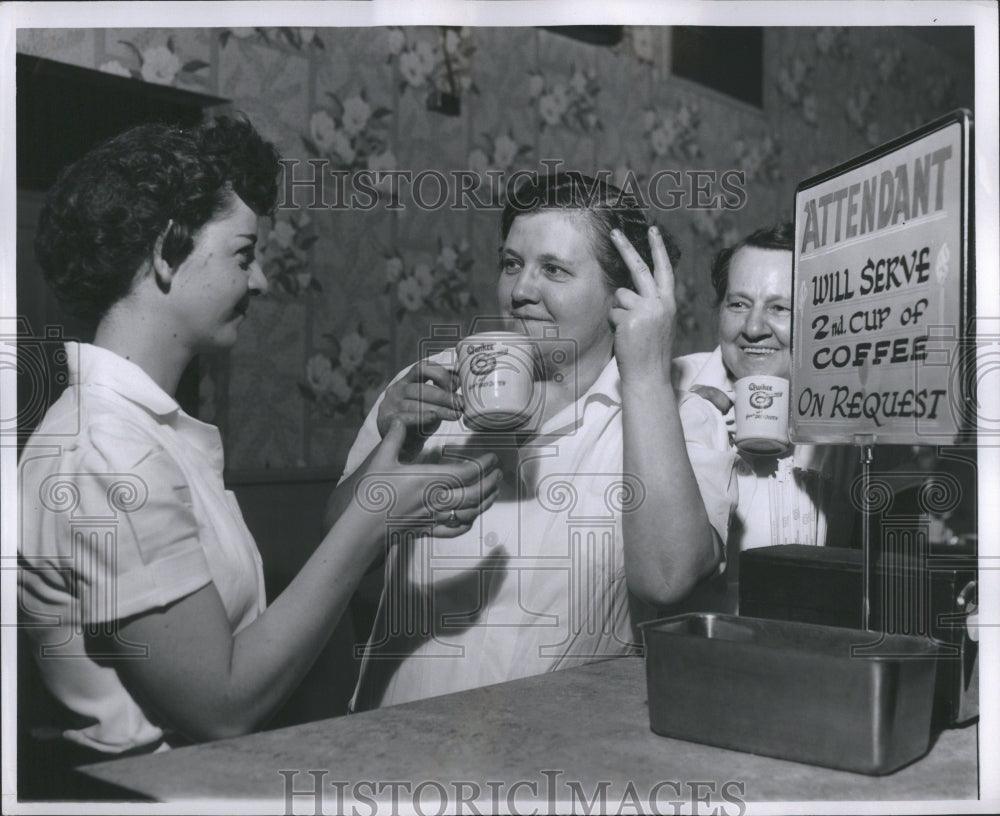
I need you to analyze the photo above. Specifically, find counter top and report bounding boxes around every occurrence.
[78,656,978,808]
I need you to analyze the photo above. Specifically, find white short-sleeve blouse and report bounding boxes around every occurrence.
[343,352,736,710]
[18,343,266,754]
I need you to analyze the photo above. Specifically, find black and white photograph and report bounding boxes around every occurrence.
[1,1,997,814]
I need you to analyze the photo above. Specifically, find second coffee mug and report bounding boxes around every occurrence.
[456,331,539,431]
[733,375,791,455]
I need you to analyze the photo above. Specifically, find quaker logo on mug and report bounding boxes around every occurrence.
[457,331,539,432]
[735,375,790,455]
[470,353,496,376]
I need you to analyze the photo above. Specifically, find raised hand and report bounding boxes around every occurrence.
[608,226,677,383]
[359,419,502,539]
[376,360,464,458]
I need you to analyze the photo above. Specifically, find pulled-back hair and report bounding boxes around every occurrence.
[35,115,280,322]
[500,171,681,291]
[709,221,794,304]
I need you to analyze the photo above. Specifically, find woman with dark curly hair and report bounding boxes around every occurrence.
[18,116,500,761]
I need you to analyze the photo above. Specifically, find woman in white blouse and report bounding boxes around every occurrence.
[18,116,501,763]
[333,172,736,709]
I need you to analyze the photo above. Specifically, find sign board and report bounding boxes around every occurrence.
[790,110,972,445]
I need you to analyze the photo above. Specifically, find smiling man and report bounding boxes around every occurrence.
[672,223,856,613]
[717,241,792,381]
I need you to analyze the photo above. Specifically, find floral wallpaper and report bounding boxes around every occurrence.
[17,26,974,471]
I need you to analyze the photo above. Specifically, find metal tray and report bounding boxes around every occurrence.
[640,613,941,775]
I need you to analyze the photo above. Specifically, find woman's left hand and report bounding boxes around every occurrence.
[609,226,676,382]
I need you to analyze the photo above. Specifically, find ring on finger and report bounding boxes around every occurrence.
[444,509,462,527]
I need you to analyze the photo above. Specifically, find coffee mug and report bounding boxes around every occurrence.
[456,332,539,431]
[733,376,791,454]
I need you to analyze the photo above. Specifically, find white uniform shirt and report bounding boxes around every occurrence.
[18,343,266,753]
[672,348,849,612]
[344,353,735,709]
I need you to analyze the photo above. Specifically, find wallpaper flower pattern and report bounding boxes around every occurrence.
[17,26,974,470]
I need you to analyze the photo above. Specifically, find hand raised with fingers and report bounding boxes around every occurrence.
[608,225,678,383]
[376,360,463,458]
[360,420,503,539]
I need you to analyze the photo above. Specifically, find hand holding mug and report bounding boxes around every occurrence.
[377,361,463,457]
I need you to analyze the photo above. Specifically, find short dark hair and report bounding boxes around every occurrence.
[710,221,794,303]
[34,115,280,322]
[500,171,681,291]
